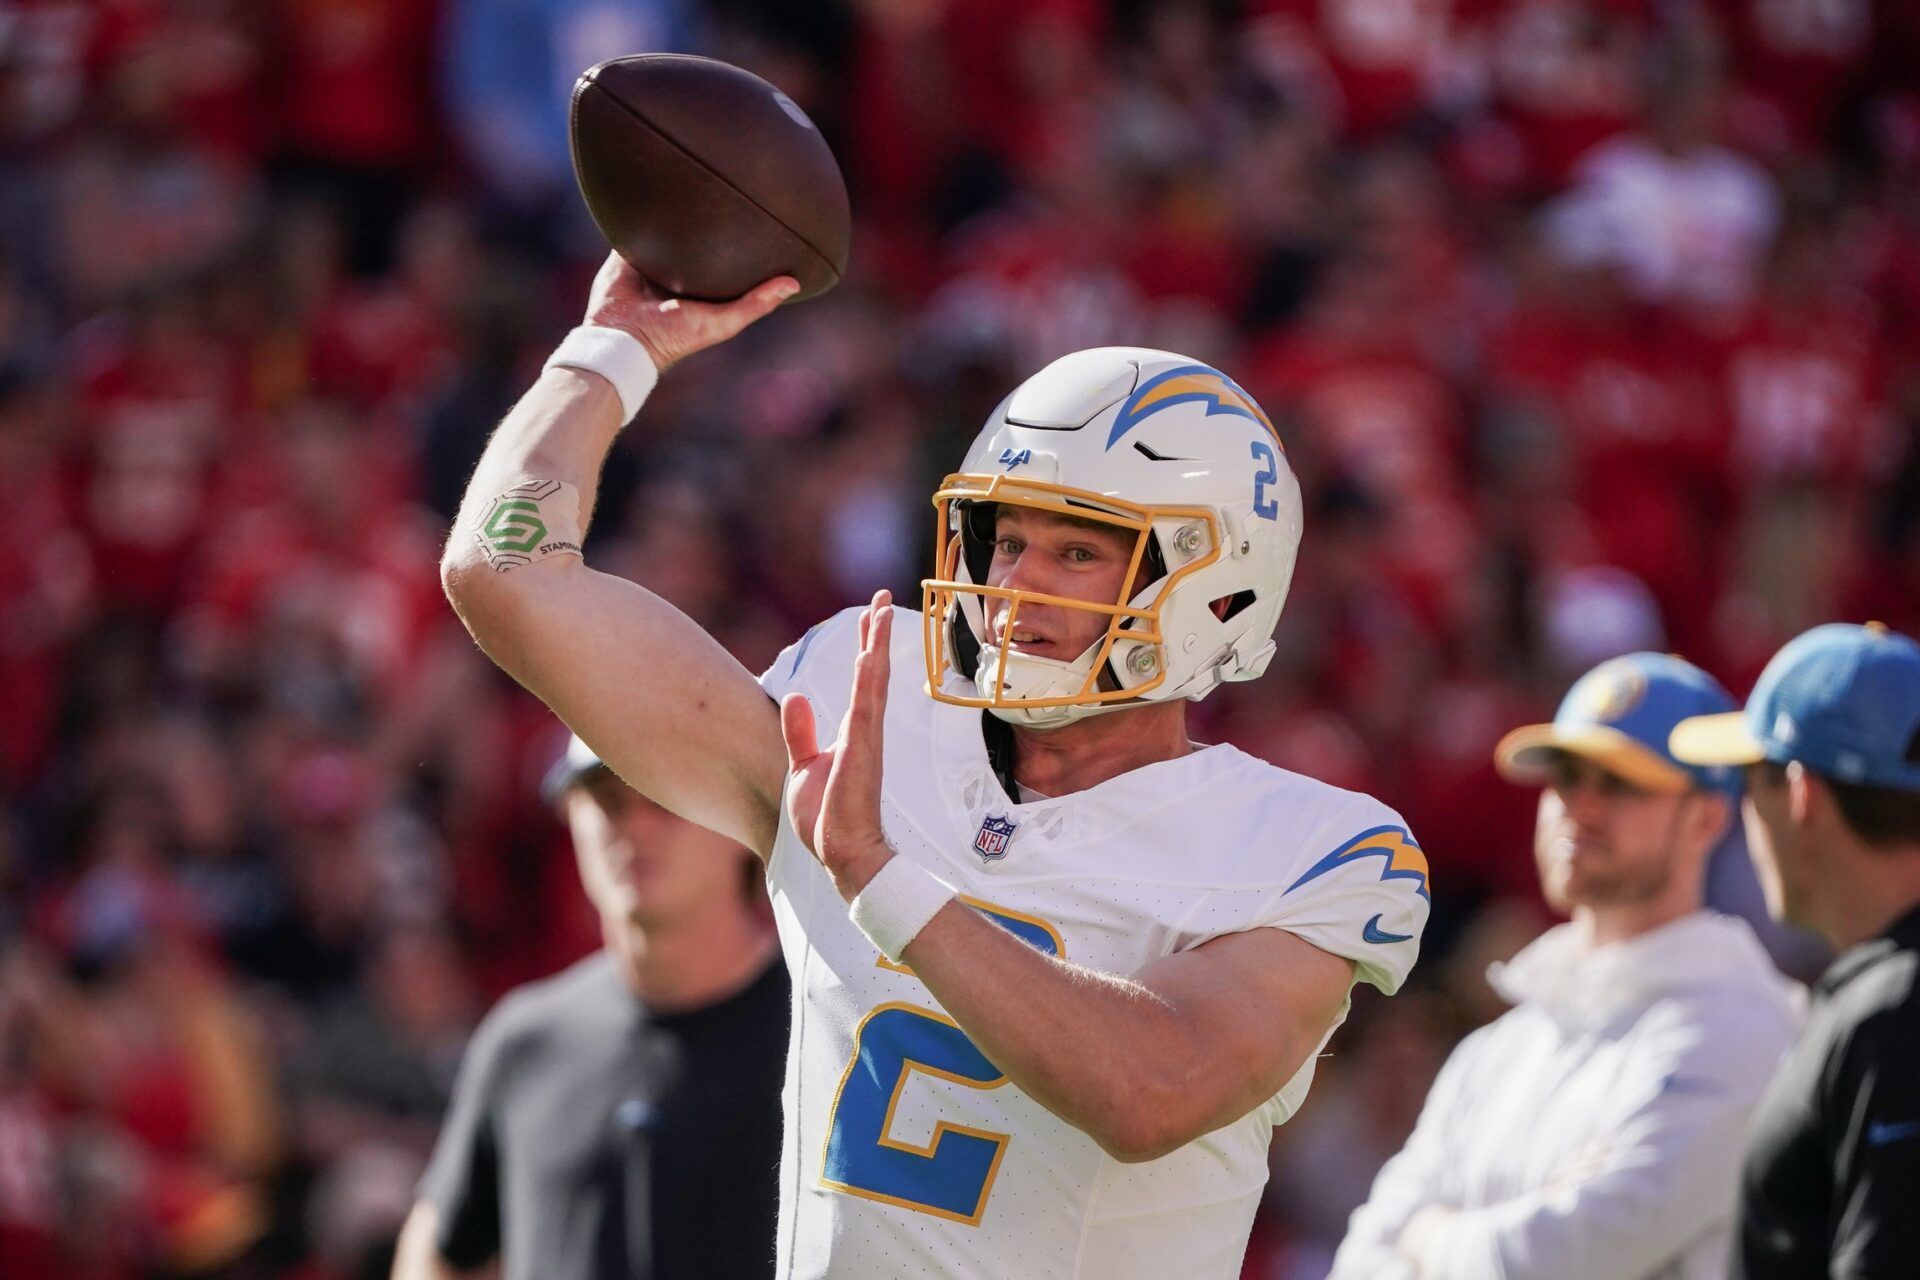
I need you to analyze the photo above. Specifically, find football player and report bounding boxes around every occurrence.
[439,256,1431,1278]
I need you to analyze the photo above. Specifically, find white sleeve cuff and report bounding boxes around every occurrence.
[543,325,659,423]
[849,856,955,963]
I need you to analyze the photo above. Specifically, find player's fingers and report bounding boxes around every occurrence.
[698,276,800,339]
[868,591,892,693]
[858,589,888,653]
[835,597,892,815]
[852,590,893,724]
[752,275,803,308]
[835,664,861,751]
[586,252,646,321]
[843,594,880,737]
[780,693,819,767]
[592,250,630,290]
[594,252,662,304]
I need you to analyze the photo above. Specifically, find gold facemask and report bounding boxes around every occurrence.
[921,473,1223,714]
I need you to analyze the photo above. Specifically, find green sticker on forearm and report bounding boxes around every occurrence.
[473,480,584,570]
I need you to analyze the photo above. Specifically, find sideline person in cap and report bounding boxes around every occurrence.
[391,735,788,1280]
[1670,622,1920,1280]
[1332,653,1799,1280]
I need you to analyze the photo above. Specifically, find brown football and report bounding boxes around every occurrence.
[569,55,850,303]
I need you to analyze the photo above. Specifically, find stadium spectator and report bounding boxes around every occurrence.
[1549,40,1781,314]
[391,735,785,1280]
[1329,653,1799,1280]
[1670,622,1920,1279]
[270,0,443,274]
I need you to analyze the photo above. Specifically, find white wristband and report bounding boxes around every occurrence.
[544,326,659,423]
[850,856,956,963]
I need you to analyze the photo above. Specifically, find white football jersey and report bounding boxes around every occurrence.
[758,606,1429,1279]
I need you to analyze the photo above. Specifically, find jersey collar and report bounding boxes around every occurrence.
[927,692,1238,855]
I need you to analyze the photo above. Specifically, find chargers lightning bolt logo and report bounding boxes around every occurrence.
[1105,364,1280,452]
[1287,826,1427,946]
[1286,826,1430,901]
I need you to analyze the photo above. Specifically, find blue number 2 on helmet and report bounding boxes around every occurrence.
[821,903,1062,1225]
[1251,441,1280,521]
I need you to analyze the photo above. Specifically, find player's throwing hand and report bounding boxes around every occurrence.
[779,590,896,900]
[582,251,799,372]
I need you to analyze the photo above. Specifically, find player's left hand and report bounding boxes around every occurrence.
[779,590,896,900]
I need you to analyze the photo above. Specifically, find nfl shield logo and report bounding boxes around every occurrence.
[973,814,1017,861]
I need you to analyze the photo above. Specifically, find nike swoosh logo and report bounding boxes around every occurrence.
[1362,914,1413,945]
[1867,1119,1920,1147]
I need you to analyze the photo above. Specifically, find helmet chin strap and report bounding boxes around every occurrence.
[974,642,1138,729]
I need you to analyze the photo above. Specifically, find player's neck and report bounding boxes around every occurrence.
[1009,701,1194,798]
[608,899,777,1013]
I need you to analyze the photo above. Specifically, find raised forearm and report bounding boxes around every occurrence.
[902,901,1203,1162]
[443,369,624,581]
[433,262,799,853]
[443,252,794,590]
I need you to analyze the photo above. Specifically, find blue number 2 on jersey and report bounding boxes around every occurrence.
[821,902,1062,1226]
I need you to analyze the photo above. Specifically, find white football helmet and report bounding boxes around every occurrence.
[922,347,1304,728]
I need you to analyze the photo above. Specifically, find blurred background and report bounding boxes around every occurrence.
[1,0,1916,1276]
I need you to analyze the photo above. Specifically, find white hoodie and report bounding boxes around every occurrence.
[1330,913,1801,1280]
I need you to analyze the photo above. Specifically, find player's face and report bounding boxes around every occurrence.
[565,772,750,932]
[1533,755,1696,913]
[982,506,1144,664]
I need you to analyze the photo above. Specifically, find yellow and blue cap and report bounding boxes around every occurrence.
[1496,653,1741,795]
[1670,623,1920,791]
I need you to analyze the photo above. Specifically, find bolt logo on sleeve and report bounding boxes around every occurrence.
[1285,826,1430,901]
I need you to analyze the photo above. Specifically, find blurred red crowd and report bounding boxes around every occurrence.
[0,0,1916,1277]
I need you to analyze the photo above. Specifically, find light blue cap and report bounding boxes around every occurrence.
[1497,652,1742,795]
[1670,623,1920,791]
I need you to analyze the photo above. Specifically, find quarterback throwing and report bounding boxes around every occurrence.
[440,255,1430,1278]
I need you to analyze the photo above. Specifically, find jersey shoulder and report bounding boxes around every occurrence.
[759,604,928,717]
[1193,745,1421,887]
[1178,748,1429,994]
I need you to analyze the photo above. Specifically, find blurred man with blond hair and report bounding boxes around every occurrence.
[1333,653,1798,1280]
